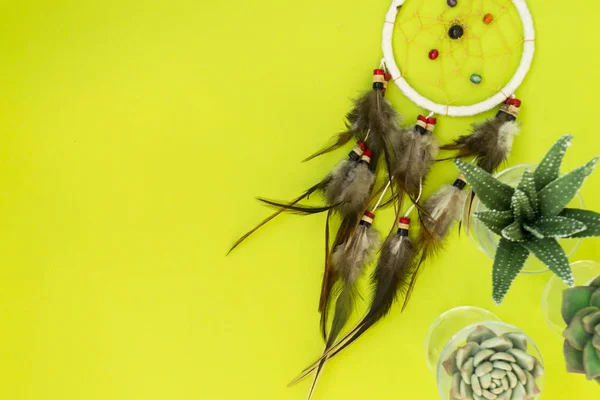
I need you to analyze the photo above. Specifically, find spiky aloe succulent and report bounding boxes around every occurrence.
[442,325,544,400]
[562,275,600,383]
[455,135,600,303]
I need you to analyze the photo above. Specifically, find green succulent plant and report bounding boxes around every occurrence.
[455,135,600,303]
[562,275,600,383]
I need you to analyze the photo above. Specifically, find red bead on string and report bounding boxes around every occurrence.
[429,49,439,60]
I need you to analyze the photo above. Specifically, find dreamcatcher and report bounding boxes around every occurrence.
[230,0,535,397]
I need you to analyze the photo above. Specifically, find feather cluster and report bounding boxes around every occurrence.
[230,68,530,400]
[441,101,521,173]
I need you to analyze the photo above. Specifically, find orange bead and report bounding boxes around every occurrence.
[483,13,493,24]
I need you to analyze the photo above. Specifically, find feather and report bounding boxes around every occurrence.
[402,179,467,311]
[228,183,322,254]
[302,71,403,166]
[319,212,359,337]
[302,132,352,162]
[290,219,416,385]
[229,145,373,253]
[306,215,380,400]
[327,160,376,216]
[440,108,520,173]
[390,117,439,197]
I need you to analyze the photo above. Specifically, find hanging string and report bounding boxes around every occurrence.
[372,180,392,213]
[403,179,423,218]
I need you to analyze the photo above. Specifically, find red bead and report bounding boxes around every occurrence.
[417,115,428,123]
[373,69,385,75]
[483,14,493,25]
[363,148,372,157]
[429,49,439,60]
[357,141,367,151]
[505,98,522,107]
[427,117,437,124]
[399,217,411,225]
[364,211,375,219]
[384,73,392,81]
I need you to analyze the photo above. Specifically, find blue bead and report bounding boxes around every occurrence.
[470,74,483,84]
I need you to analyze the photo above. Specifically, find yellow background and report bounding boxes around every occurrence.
[1,0,599,399]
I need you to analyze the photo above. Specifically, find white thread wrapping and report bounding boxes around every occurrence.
[382,0,535,117]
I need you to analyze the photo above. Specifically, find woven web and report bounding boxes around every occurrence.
[392,0,525,107]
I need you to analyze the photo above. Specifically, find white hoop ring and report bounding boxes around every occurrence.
[382,0,535,117]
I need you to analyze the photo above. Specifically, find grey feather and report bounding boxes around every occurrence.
[347,90,403,172]
[442,116,519,173]
[390,128,439,196]
[421,184,468,240]
[326,163,375,217]
[402,184,467,311]
[306,223,380,400]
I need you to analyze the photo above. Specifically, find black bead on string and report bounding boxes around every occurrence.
[447,0,457,7]
[448,24,464,40]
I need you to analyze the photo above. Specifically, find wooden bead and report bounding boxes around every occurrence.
[483,13,493,24]
[429,49,439,60]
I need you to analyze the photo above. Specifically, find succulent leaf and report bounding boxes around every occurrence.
[582,310,600,334]
[492,239,529,304]
[560,209,600,238]
[468,325,497,345]
[562,286,596,324]
[522,237,574,285]
[517,169,539,213]
[591,275,600,288]
[594,330,600,352]
[502,332,528,352]
[501,221,526,242]
[538,157,599,217]
[474,210,514,235]
[591,289,600,309]
[511,190,535,222]
[584,340,600,380]
[534,134,572,191]
[563,306,598,350]
[564,340,585,373]
[454,159,514,211]
[533,216,587,238]
[523,224,544,239]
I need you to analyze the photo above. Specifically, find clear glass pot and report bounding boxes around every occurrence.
[425,307,545,400]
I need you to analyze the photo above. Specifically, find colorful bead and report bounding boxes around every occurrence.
[429,49,439,60]
[448,25,464,40]
[505,98,522,107]
[483,13,493,24]
[447,0,457,7]
[470,73,482,84]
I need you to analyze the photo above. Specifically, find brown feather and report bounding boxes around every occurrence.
[228,184,322,254]
[289,230,416,386]
[302,132,352,162]
[402,183,466,311]
[440,114,519,173]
